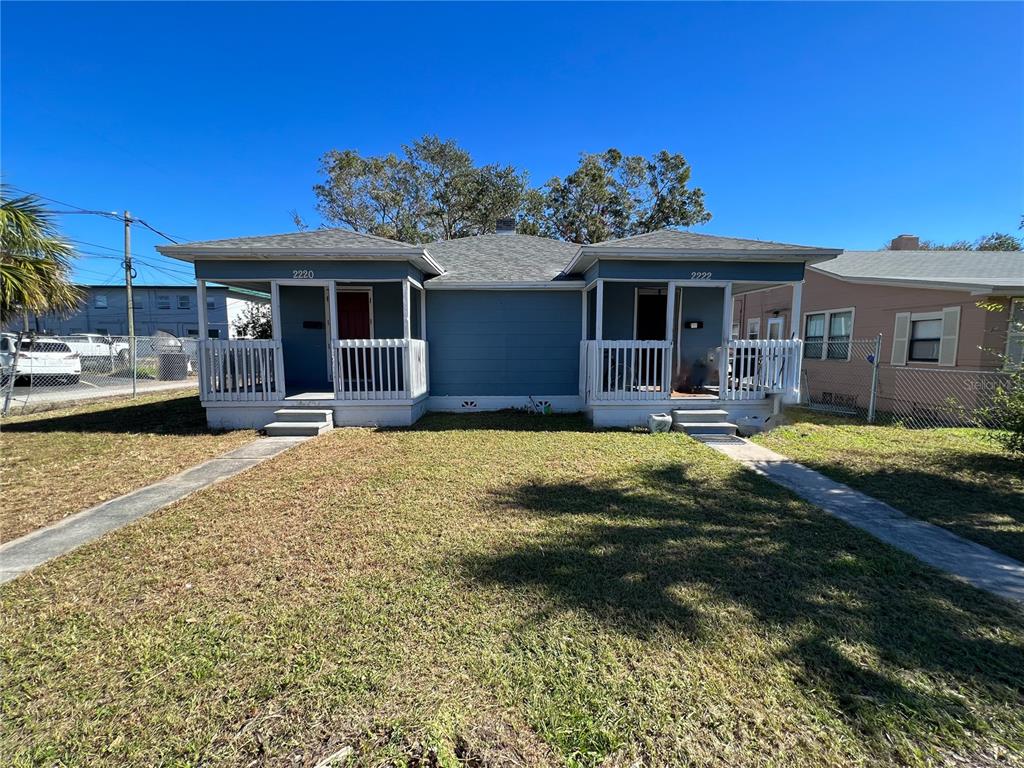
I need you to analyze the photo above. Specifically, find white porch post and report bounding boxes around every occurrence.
[270,281,282,341]
[720,282,733,396]
[664,282,677,395]
[270,280,285,397]
[402,278,412,340]
[595,279,604,341]
[195,279,208,340]
[790,281,803,339]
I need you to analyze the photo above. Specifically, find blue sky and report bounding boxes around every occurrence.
[3,1,1022,286]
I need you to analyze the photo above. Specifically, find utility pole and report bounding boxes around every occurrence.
[124,210,137,397]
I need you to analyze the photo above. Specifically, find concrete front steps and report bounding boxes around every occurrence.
[670,408,738,437]
[263,408,334,437]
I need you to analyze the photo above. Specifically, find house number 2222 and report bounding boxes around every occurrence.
[690,271,712,279]
[292,269,315,279]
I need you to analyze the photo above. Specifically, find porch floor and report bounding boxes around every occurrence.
[285,392,335,401]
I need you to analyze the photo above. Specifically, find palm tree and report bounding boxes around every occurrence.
[0,186,83,324]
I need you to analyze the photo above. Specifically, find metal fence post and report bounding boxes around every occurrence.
[867,334,882,423]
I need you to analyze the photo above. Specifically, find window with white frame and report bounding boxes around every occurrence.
[157,294,171,309]
[730,322,740,339]
[908,316,943,362]
[746,318,760,339]
[94,293,108,309]
[177,295,190,310]
[803,309,853,360]
[1007,298,1024,370]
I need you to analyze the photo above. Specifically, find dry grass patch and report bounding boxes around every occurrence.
[0,391,254,542]
[755,408,1024,562]
[2,413,1023,767]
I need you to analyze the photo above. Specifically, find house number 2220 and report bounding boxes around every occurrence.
[690,271,712,279]
[292,269,315,279]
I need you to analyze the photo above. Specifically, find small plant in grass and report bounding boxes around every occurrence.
[979,368,1024,455]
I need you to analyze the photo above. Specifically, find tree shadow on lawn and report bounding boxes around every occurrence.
[461,460,1024,745]
[790,451,1024,563]
[1,394,219,436]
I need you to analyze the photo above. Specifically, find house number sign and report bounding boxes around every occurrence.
[292,269,315,279]
[690,271,713,280]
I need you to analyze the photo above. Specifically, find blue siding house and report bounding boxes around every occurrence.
[158,225,840,431]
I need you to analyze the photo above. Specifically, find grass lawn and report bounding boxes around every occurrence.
[2,413,1023,767]
[754,408,1024,563]
[0,392,255,543]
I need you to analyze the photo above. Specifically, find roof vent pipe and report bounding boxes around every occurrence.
[495,217,516,235]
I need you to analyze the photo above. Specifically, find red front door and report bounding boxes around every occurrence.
[337,290,371,339]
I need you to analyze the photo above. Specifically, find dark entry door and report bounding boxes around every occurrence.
[337,290,371,339]
[635,291,667,340]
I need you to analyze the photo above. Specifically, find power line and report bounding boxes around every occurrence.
[134,218,183,244]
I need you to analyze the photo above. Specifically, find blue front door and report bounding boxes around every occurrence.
[279,285,330,394]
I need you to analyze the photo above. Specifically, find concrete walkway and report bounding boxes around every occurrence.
[699,435,1024,606]
[0,436,308,584]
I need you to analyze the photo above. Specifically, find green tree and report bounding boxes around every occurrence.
[0,187,82,324]
[536,149,712,244]
[313,136,528,243]
[976,232,1023,251]
[232,302,272,339]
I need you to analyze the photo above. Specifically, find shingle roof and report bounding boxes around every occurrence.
[423,233,580,283]
[812,250,1024,291]
[161,228,412,251]
[157,228,444,274]
[589,229,828,252]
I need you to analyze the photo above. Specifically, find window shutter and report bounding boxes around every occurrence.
[891,312,911,366]
[938,306,961,367]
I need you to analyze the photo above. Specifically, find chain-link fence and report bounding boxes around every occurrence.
[1,333,199,415]
[800,336,1014,428]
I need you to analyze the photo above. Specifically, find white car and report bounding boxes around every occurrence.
[0,334,82,385]
[64,334,130,370]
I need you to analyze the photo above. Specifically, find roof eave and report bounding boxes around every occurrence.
[156,245,445,276]
[809,267,1023,294]
[565,247,843,274]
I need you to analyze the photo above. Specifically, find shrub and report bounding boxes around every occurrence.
[981,368,1024,454]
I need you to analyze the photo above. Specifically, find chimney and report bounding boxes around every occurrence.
[890,234,920,250]
[495,217,516,235]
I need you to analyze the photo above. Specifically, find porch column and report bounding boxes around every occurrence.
[595,279,604,341]
[402,277,412,340]
[195,279,208,341]
[270,281,283,341]
[790,281,803,339]
[720,282,733,394]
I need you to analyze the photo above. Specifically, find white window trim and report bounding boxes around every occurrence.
[1005,298,1024,371]
[746,317,761,339]
[906,310,944,365]
[802,307,855,361]
[631,286,668,340]
[766,315,786,340]
[94,294,108,309]
[177,295,191,310]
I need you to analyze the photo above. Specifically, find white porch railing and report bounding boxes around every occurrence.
[198,339,285,402]
[332,339,428,400]
[723,339,802,401]
[580,340,673,402]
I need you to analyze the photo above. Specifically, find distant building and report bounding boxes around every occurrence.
[9,285,241,338]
